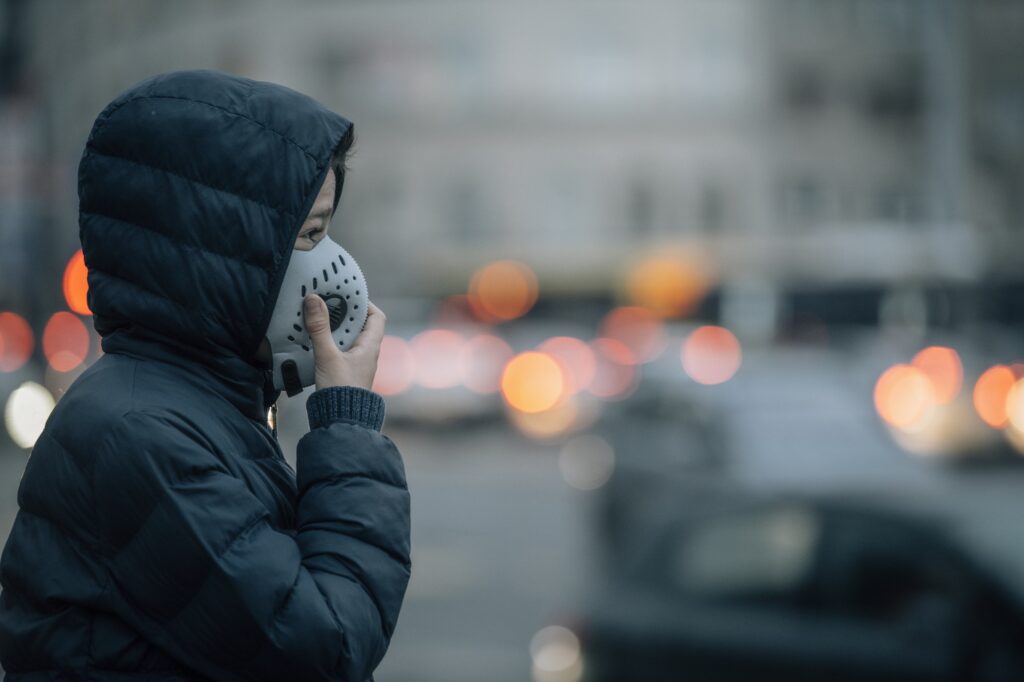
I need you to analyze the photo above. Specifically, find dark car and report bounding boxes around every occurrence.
[578,490,1024,681]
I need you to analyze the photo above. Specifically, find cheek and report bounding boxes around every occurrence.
[293,239,312,252]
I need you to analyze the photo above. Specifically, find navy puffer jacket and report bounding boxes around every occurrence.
[0,70,411,681]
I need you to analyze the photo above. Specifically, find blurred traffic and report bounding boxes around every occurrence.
[2,0,1024,680]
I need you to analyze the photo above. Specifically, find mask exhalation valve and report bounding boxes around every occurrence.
[266,235,368,394]
[321,294,348,332]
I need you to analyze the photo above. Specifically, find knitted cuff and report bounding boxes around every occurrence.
[306,386,386,432]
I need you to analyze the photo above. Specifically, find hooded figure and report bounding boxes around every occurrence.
[0,70,411,681]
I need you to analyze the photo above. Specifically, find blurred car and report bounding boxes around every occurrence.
[574,339,1024,681]
[576,491,1024,682]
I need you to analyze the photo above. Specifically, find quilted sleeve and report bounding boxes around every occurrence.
[93,396,411,682]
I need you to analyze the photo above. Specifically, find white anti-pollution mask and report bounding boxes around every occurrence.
[266,235,369,396]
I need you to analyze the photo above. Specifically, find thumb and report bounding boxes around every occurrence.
[303,294,335,355]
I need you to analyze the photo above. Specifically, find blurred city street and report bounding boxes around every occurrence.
[372,425,590,682]
[2,0,1024,680]
[0,422,592,682]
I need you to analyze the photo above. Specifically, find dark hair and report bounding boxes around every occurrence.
[330,124,356,212]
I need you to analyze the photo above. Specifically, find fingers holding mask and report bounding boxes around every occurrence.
[302,294,384,391]
[303,294,334,355]
[349,301,386,353]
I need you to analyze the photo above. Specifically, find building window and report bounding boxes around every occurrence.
[700,183,727,233]
[874,186,923,224]
[781,64,826,115]
[862,56,923,128]
[442,177,485,244]
[780,176,824,228]
[627,176,655,236]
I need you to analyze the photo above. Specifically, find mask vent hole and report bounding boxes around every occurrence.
[292,324,302,332]
[320,294,347,331]
[323,268,329,282]
[287,335,295,341]
[338,254,346,267]
[313,277,318,289]
[332,262,338,274]
[301,285,306,297]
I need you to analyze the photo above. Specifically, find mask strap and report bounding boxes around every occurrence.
[282,359,304,397]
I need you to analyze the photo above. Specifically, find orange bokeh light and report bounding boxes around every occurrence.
[538,336,597,395]
[468,260,539,322]
[874,364,935,430]
[1007,379,1024,435]
[42,312,90,373]
[63,249,91,316]
[500,351,565,413]
[372,336,415,396]
[599,306,667,365]
[911,346,962,404]
[681,326,742,385]
[410,329,464,389]
[458,334,514,394]
[588,338,638,400]
[625,254,710,318]
[0,312,34,372]
[973,365,1016,429]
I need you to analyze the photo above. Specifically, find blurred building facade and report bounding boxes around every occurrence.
[3,4,1024,679]
[2,0,1022,327]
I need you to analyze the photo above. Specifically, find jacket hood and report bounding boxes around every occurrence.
[78,69,352,419]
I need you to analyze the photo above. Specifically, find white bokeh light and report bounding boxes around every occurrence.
[530,625,583,682]
[5,381,56,449]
